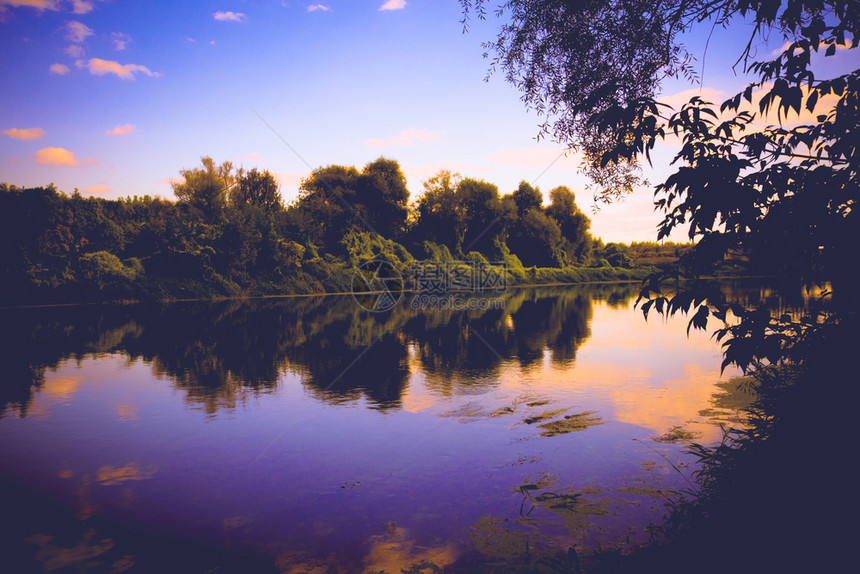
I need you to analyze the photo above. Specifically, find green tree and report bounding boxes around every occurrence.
[296,165,361,253]
[511,180,542,212]
[172,157,235,220]
[356,157,410,240]
[458,177,511,258]
[507,207,564,267]
[601,242,634,268]
[546,186,592,264]
[412,170,466,254]
[78,251,142,291]
[231,168,282,212]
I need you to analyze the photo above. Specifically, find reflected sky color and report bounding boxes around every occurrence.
[0,284,760,572]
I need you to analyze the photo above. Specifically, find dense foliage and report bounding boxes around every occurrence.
[0,158,679,304]
[463,0,858,372]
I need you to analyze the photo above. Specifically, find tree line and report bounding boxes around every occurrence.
[0,157,690,303]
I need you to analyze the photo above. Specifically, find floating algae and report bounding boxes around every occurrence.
[537,410,604,437]
[468,515,548,563]
[525,399,551,407]
[613,476,668,498]
[652,425,702,443]
[515,471,559,493]
[523,408,571,425]
[440,401,490,421]
[490,405,516,417]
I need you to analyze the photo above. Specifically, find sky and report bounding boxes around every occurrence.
[1,1,855,242]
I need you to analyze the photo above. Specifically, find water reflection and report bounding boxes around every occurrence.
[0,284,626,417]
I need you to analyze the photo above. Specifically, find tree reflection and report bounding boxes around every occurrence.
[0,285,636,415]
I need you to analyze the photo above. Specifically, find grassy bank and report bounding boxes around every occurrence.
[1,247,656,307]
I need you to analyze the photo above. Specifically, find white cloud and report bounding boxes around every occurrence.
[366,128,440,148]
[379,0,406,10]
[70,0,93,15]
[49,62,70,75]
[34,147,81,166]
[3,127,47,140]
[307,4,330,11]
[64,44,84,58]
[65,20,93,43]
[213,11,245,22]
[107,124,135,136]
[77,58,159,80]
[111,32,132,50]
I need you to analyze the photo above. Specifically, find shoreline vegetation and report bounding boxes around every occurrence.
[1,168,731,307]
[0,275,765,311]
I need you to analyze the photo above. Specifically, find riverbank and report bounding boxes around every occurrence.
[1,263,656,308]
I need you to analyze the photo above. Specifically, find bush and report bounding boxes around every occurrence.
[464,251,488,264]
[78,251,142,291]
[422,241,454,262]
[342,231,414,269]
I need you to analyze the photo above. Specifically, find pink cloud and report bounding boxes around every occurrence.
[77,58,159,80]
[379,0,406,10]
[49,63,70,75]
[65,44,85,58]
[3,127,47,140]
[1,0,60,11]
[241,152,265,163]
[107,124,135,136]
[65,20,93,43]
[111,32,132,51]
[213,11,245,22]
[366,128,440,148]
[34,147,81,166]
[82,186,110,194]
[70,0,93,15]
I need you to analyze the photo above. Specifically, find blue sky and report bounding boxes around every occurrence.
[1,1,854,242]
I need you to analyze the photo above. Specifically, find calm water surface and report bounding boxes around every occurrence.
[0,284,756,572]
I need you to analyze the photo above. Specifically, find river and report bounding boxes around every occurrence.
[0,282,759,573]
